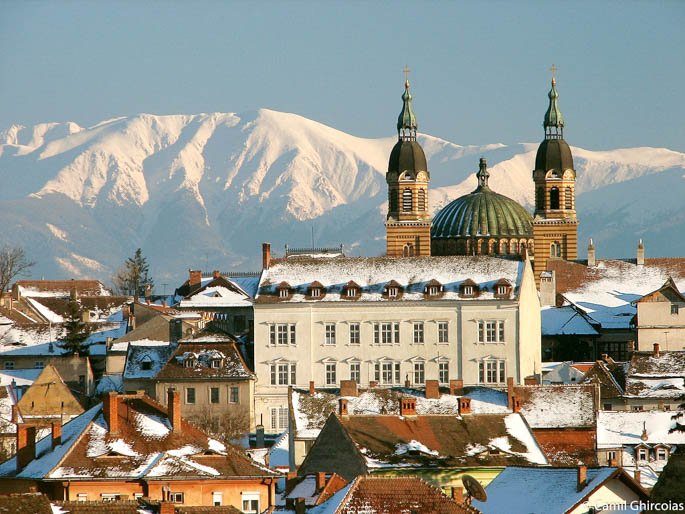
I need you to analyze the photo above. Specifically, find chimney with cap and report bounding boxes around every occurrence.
[263,243,272,270]
[189,269,202,291]
[653,343,660,358]
[577,465,587,491]
[425,379,440,399]
[512,396,522,413]
[104,392,119,434]
[212,270,221,279]
[316,471,327,491]
[168,388,182,432]
[16,425,36,472]
[634,469,641,485]
[340,380,358,397]
[587,239,596,267]
[309,381,315,395]
[400,397,417,416]
[339,398,349,416]
[450,379,463,396]
[458,397,471,415]
[637,239,645,266]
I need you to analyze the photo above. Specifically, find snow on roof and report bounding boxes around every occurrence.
[0,321,125,355]
[95,374,123,395]
[552,260,685,330]
[308,482,354,514]
[179,285,252,308]
[542,362,587,385]
[0,369,41,386]
[0,386,17,433]
[25,298,64,323]
[541,306,598,335]
[257,256,522,303]
[597,411,685,448]
[123,342,176,379]
[517,385,596,428]
[231,276,261,298]
[625,351,685,398]
[0,315,13,325]
[473,466,618,513]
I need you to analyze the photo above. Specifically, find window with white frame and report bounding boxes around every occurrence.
[637,448,648,462]
[413,361,425,384]
[169,492,184,504]
[497,285,509,296]
[212,492,223,506]
[479,359,506,384]
[279,288,289,298]
[375,361,400,385]
[438,321,449,343]
[350,361,360,383]
[270,407,289,431]
[657,448,668,461]
[672,304,679,315]
[413,322,424,344]
[101,494,121,502]
[439,361,449,383]
[34,360,45,369]
[349,322,360,345]
[186,387,196,404]
[310,288,321,298]
[428,285,439,296]
[270,362,296,385]
[242,493,260,514]
[77,494,88,502]
[478,320,505,343]
[387,287,398,297]
[325,323,336,345]
[462,285,473,296]
[607,450,617,462]
[346,287,358,297]
[270,323,296,345]
[374,322,399,345]
[230,386,239,403]
[325,362,337,385]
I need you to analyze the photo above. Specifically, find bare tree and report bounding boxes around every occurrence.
[190,405,251,447]
[0,246,36,293]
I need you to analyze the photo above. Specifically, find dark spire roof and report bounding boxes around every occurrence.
[397,79,418,141]
[476,157,490,190]
[535,67,575,172]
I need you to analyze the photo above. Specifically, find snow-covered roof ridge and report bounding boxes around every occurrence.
[257,255,523,303]
[597,410,685,447]
[516,384,597,428]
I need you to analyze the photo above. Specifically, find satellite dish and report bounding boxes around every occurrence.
[462,474,487,503]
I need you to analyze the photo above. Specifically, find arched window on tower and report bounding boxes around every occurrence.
[389,189,398,212]
[403,244,414,257]
[550,241,561,258]
[565,187,572,210]
[501,241,508,255]
[536,187,545,210]
[512,241,519,254]
[402,189,413,212]
[550,187,560,209]
[417,189,425,211]
[481,240,489,255]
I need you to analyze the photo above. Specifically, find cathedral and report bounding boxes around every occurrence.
[385,68,578,286]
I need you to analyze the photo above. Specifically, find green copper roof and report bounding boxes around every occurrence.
[397,80,418,133]
[431,159,533,239]
[543,78,564,130]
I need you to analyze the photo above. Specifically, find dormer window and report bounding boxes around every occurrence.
[497,286,507,295]
[311,288,321,298]
[346,288,357,297]
[637,448,648,462]
[463,286,473,295]
[276,282,291,299]
[184,358,196,368]
[494,279,512,298]
[424,280,442,298]
[279,289,288,298]
[307,281,325,299]
[211,358,222,369]
[342,281,361,299]
[388,287,398,297]
[459,279,478,298]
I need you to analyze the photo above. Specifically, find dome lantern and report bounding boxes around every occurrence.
[397,66,418,141]
[543,64,564,139]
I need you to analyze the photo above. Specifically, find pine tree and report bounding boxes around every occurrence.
[57,298,92,355]
[113,248,154,296]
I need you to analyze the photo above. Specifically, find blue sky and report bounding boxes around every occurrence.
[2,1,684,152]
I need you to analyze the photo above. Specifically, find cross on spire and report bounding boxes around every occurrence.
[403,65,411,86]
[549,63,558,84]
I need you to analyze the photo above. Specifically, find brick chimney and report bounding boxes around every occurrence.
[339,398,349,416]
[507,377,514,410]
[51,421,62,449]
[316,471,326,491]
[653,343,660,358]
[449,379,463,396]
[189,269,202,290]
[309,381,315,395]
[637,239,645,266]
[587,239,596,267]
[539,270,557,306]
[16,425,36,472]
[212,270,221,279]
[634,469,641,485]
[168,388,182,432]
[340,380,358,397]
[286,471,298,491]
[577,465,587,492]
[104,392,119,434]
[400,397,417,416]
[452,486,463,502]
[11,405,18,424]
[524,376,538,386]
[425,380,439,399]
[641,421,648,441]
[159,502,175,514]
[262,242,271,270]
[458,397,471,415]
[512,396,522,413]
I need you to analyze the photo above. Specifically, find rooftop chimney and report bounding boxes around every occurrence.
[524,376,538,386]
[400,397,417,416]
[262,242,271,270]
[634,469,641,485]
[159,502,175,514]
[653,343,660,358]
[104,392,119,434]
[16,425,36,472]
[507,377,514,410]
[309,381,315,395]
[452,486,463,502]
[51,421,62,449]
[425,380,440,399]
[295,498,306,514]
[189,269,202,290]
[256,424,265,448]
[512,396,522,413]
[587,239,596,267]
[286,471,298,491]
[11,405,18,424]
[637,239,645,266]
[168,388,182,432]
[212,270,221,279]
[458,397,471,415]
[316,471,327,491]
[449,379,463,396]
[539,270,557,306]
[577,465,587,492]
[641,421,648,441]
[339,398,349,416]
[340,380,358,397]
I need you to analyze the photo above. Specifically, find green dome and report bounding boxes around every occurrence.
[432,159,533,239]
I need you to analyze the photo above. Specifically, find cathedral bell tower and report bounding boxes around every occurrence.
[385,69,432,257]
[532,66,578,284]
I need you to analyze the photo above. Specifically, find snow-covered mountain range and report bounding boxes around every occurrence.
[1,109,684,287]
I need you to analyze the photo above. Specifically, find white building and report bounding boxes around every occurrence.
[252,251,541,432]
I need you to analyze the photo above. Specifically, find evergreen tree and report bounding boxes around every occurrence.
[113,248,154,296]
[57,298,92,355]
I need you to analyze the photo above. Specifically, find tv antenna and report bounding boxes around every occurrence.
[462,474,487,505]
